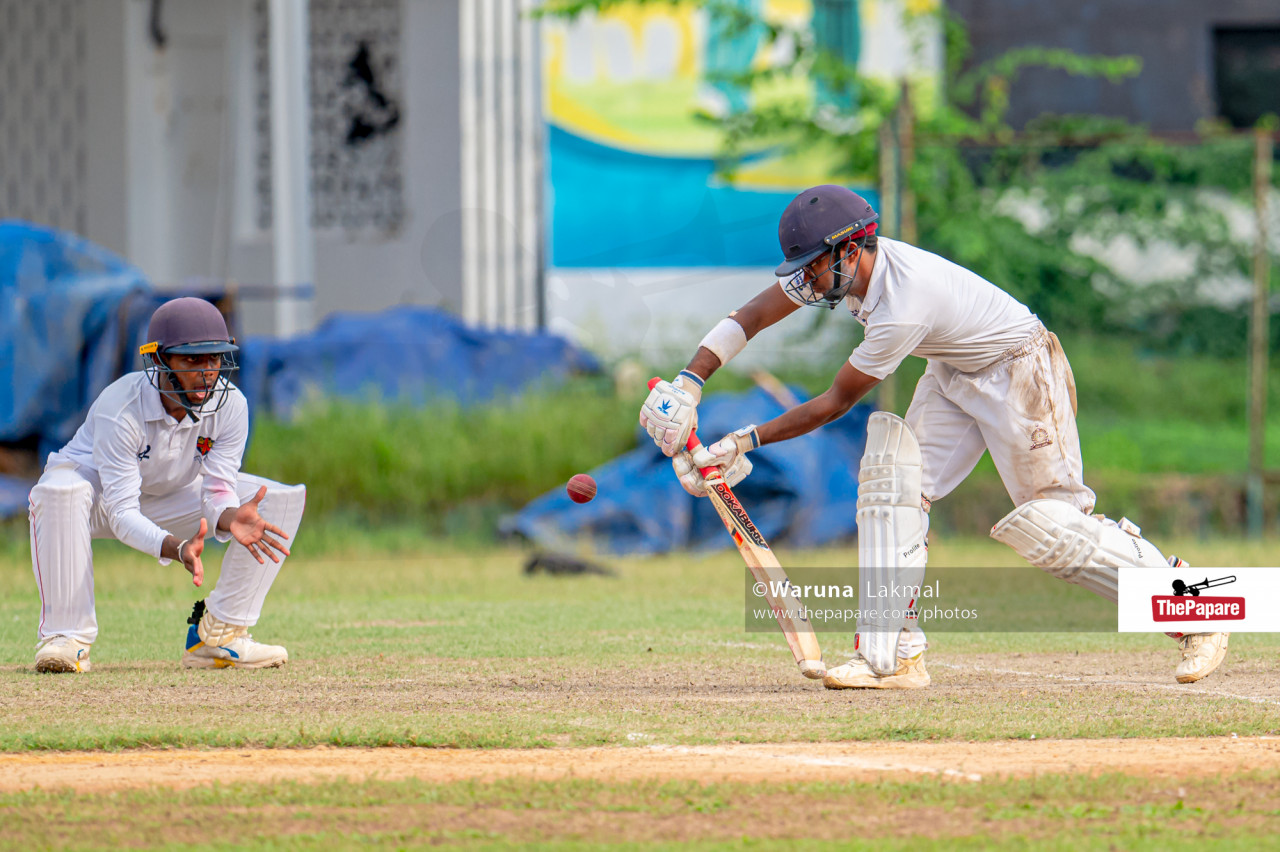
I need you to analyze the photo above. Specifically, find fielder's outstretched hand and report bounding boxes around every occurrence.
[181,518,207,587]
[229,485,291,564]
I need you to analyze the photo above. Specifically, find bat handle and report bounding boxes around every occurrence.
[648,376,723,479]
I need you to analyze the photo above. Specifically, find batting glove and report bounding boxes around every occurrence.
[672,447,753,496]
[640,370,703,457]
[673,425,759,496]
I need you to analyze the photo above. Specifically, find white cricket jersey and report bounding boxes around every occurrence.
[46,372,248,559]
[781,237,1042,379]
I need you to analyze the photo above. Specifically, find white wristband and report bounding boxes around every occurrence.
[698,317,748,366]
[177,539,190,562]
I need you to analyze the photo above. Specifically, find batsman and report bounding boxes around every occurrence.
[27,297,305,673]
[639,184,1228,689]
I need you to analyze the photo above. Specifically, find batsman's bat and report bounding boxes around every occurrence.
[648,378,825,679]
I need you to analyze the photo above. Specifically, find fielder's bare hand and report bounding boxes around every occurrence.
[180,518,207,587]
[227,485,291,564]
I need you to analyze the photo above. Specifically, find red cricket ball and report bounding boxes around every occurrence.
[567,473,597,504]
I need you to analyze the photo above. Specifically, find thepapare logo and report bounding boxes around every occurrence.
[1152,574,1243,621]
[1151,596,1245,621]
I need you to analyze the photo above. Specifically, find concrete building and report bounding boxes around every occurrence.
[1,0,542,338]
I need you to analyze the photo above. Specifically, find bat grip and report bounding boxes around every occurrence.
[648,376,724,481]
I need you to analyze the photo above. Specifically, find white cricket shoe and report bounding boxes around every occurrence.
[823,652,930,690]
[1175,633,1229,684]
[34,636,92,673]
[182,602,288,669]
[1165,556,1229,684]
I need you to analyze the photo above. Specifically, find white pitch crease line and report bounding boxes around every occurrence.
[646,744,984,782]
[932,661,1280,708]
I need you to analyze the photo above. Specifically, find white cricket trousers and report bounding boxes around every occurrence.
[907,326,1095,512]
[890,327,1094,660]
[28,465,305,645]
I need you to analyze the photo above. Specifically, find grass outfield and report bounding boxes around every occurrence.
[3,534,1280,849]
[2,534,1278,751]
[5,773,1280,850]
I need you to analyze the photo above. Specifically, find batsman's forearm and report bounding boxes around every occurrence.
[756,393,853,446]
[684,347,723,382]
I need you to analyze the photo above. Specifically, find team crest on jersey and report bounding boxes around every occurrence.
[1029,426,1053,450]
[196,437,214,457]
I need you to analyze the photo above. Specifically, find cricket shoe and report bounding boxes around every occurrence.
[182,600,288,670]
[1163,556,1230,684]
[1174,632,1229,684]
[823,652,930,690]
[34,635,92,673]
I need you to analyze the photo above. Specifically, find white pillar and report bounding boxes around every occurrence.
[517,0,541,330]
[268,0,315,337]
[479,0,500,327]
[459,0,481,325]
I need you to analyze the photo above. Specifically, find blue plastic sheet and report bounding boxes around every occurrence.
[503,388,874,554]
[0,221,156,453]
[235,307,601,420]
[0,474,32,520]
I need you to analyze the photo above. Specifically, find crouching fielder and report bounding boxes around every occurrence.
[28,297,305,673]
[640,184,1227,689]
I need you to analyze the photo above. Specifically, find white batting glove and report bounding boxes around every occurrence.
[697,425,760,469]
[640,370,704,457]
[672,446,753,496]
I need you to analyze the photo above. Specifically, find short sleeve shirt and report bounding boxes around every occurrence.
[781,237,1042,379]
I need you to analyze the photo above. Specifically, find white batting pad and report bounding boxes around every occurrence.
[990,499,1169,602]
[856,412,929,676]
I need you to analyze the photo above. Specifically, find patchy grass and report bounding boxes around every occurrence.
[3,772,1280,850]
[1,535,1278,751]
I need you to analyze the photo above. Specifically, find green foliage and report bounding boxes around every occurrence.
[544,1,1279,350]
[243,379,637,527]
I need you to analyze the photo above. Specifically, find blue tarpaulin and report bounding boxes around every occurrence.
[503,388,874,554]
[0,221,157,454]
[235,307,601,420]
[1,224,601,520]
[0,474,32,520]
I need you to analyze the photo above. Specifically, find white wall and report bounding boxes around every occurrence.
[70,0,467,339]
[545,267,859,371]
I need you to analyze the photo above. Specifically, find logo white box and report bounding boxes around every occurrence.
[1118,567,1279,632]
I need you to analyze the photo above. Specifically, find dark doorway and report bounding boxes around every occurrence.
[1213,26,1280,128]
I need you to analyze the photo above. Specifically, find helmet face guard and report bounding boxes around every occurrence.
[141,341,240,423]
[775,185,878,309]
[781,223,876,309]
[140,298,240,423]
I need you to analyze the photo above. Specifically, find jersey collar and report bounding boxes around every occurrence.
[141,378,169,423]
[141,374,199,427]
[847,242,887,321]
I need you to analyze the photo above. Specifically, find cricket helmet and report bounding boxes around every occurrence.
[775,185,878,308]
[140,297,239,422]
